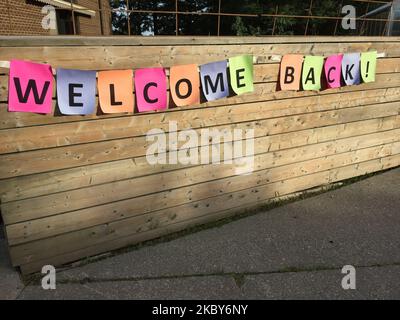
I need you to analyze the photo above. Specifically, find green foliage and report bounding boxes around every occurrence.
[232,17,249,36]
[109,0,371,36]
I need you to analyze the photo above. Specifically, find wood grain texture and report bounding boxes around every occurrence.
[18,152,400,275]
[6,142,400,246]
[9,153,400,267]
[1,36,399,47]
[1,101,399,179]
[0,114,398,203]
[2,57,399,99]
[3,124,400,224]
[0,37,399,274]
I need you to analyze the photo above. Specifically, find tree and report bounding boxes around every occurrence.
[109,0,370,36]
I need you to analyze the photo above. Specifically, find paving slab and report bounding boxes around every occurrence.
[58,168,400,282]
[240,265,400,300]
[19,276,242,300]
[18,265,400,300]
[17,283,107,300]
[0,229,24,300]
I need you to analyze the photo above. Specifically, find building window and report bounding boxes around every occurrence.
[56,10,79,35]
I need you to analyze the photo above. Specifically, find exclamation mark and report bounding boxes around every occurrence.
[366,61,370,79]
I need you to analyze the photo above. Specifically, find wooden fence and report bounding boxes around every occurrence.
[0,36,400,274]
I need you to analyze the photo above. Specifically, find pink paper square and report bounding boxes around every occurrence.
[8,60,54,114]
[324,54,343,89]
[134,68,167,112]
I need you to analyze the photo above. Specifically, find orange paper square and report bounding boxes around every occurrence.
[98,70,134,113]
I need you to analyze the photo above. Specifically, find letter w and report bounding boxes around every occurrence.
[13,78,50,104]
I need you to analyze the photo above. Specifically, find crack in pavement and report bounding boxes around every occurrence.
[25,261,400,287]
[14,278,32,300]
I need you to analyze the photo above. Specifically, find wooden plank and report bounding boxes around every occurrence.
[18,150,400,275]
[10,188,346,274]
[1,101,399,179]
[6,141,399,246]
[2,57,399,99]
[1,114,398,203]
[0,52,399,99]
[10,153,400,268]
[1,37,399,274]
[2,69,400,111]
[1,36,400,47]
[2,85,400,130]
[0,42,398,70]
[1,72,400,131]
[2,89,400,154]
[0,62,277,98]
[3,127,400,225]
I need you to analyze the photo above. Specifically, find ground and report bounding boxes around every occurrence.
[1,167,399,300]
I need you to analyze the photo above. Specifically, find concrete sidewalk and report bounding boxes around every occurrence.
[1,167,400,300]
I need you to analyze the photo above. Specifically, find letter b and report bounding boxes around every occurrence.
[284,67,295,84]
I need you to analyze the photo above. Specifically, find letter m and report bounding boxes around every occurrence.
[204,73,224,95]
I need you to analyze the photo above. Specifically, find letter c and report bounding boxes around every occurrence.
[144,82,158,104]
[327,66,336,83]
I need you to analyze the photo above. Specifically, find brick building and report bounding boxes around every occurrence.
[0,0,111,36]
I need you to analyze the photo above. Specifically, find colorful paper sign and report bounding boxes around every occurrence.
[4,52,379,117]
[342,53,361,86]
[361,51,377,83]
[200,61,229,101]
[324,54,343,89]
[134,68,168,112]
[98,70,134,113]
[302,56,324,91]
[279,54,303,91]
[229,55,254,95]
[8,60,54,114]
[170,64,200,107]
[56,68,97,115]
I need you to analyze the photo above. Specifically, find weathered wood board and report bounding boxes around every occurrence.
[0,36,399,274]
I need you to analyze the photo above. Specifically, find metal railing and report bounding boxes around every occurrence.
[3,0,398,36]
